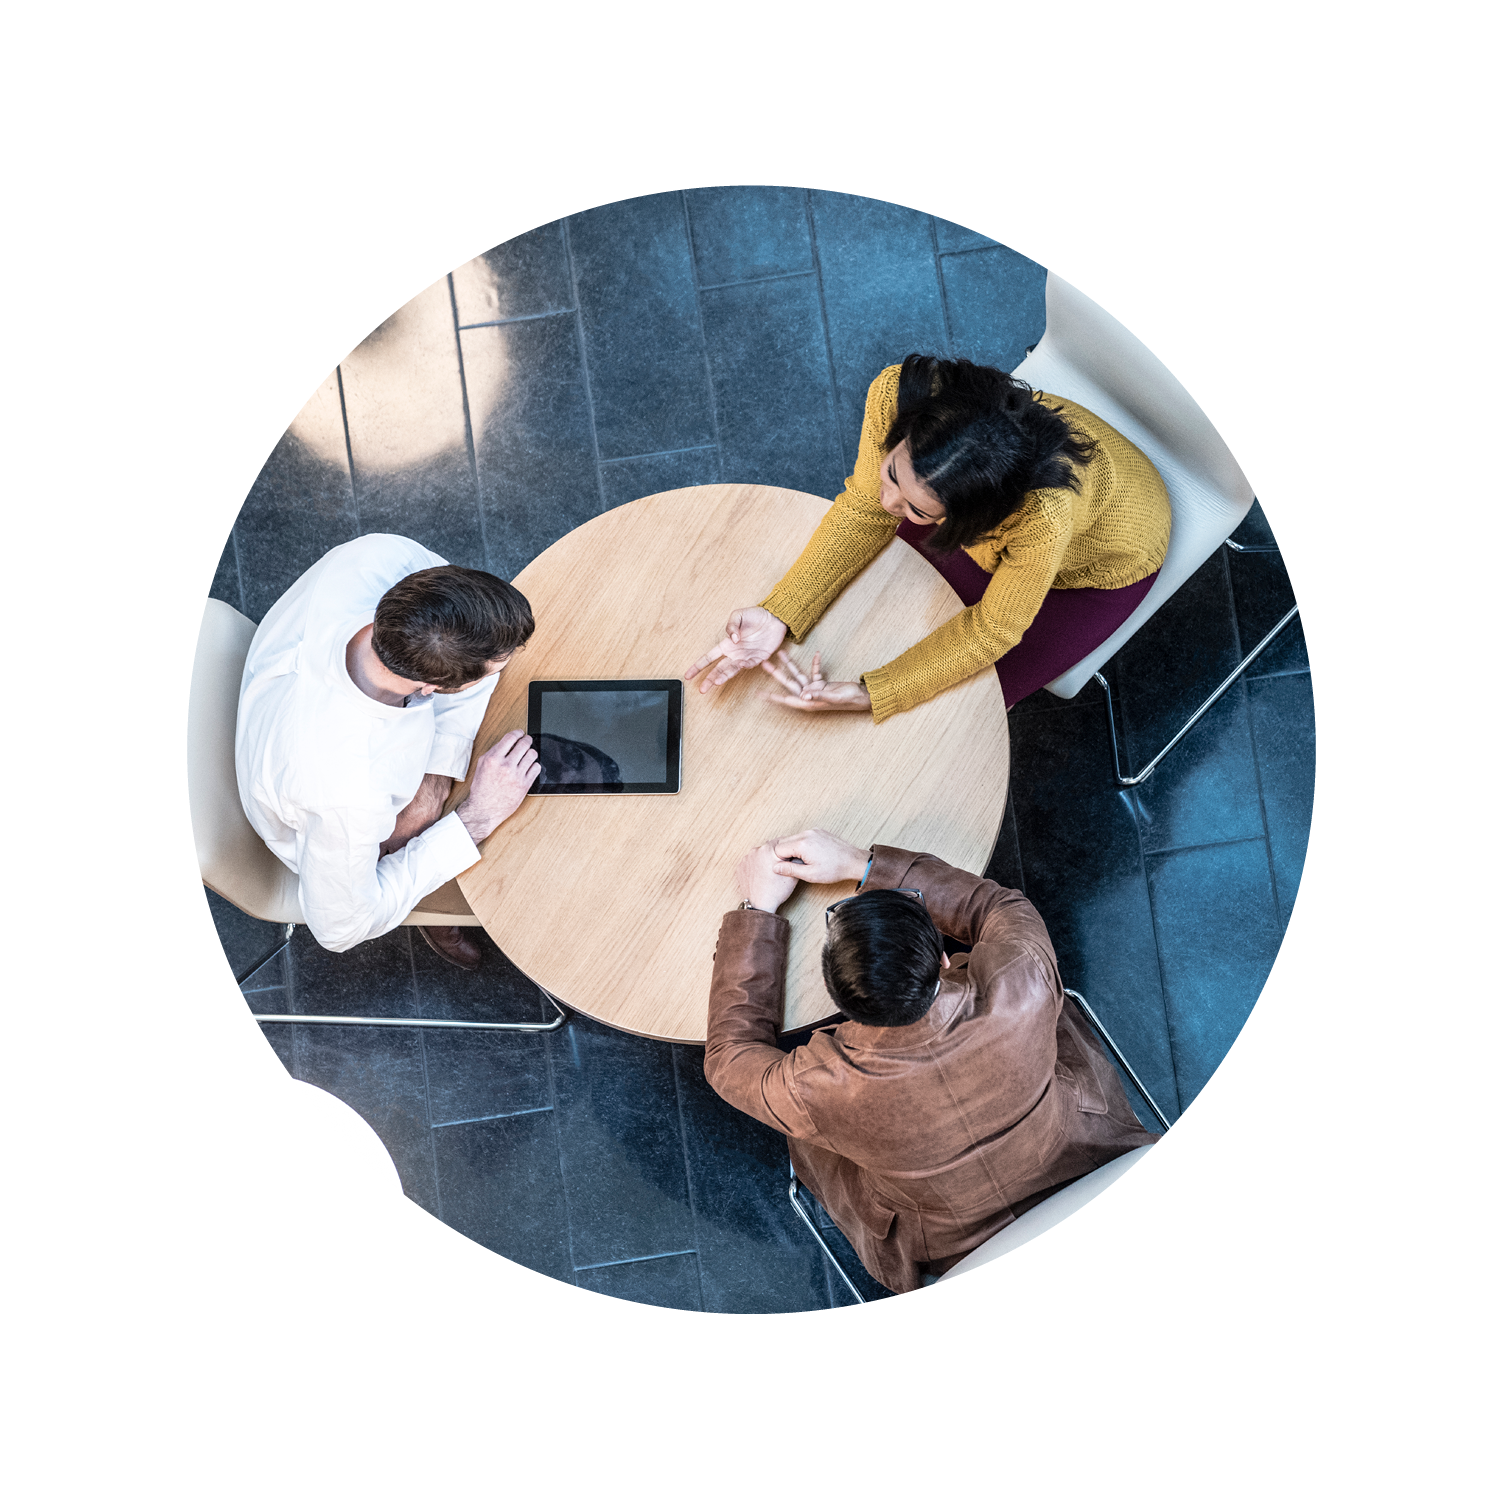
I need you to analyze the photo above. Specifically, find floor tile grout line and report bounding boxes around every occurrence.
[542,1019,581,1278]
[1143,831,1274,860]
[1244,666,1310,682]
[803,188,849,477]
[560,215,608,519]
[227,527,247,617]
[447,272,489,569]
[1109,690,1185,1120]
[696,269,816,292]
[574,1248,697,1273]
[929,215,956,356]
[600,444,718,466]
[1218,543,1288,919]
[406,926,445,1219]
[334,364,361,531]
[1005,783,1028,897]
[936,242,1003,261]
[1240,681,1287,927]
[680,190,725,476]
[431,1105,554,1130]
[669,1046,707,1312]
[458,308,574,330]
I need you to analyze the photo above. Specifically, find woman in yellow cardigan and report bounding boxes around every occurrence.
[685,356,1172,722]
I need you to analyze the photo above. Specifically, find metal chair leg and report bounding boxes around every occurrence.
[788,1159,865,1304]
[1224,537,1281,554]
[236,923,295,986]
[252,985,570,1032]
[1063,988,1173,1132]
[244,922,572,1032]
[1095,604,1300,787]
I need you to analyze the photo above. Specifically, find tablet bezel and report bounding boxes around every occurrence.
[525,679,683,795]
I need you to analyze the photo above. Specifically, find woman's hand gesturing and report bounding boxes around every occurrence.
[760,649,871,714]
[684,606,789,692]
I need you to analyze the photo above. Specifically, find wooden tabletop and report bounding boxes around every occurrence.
[451,484,1010,1043]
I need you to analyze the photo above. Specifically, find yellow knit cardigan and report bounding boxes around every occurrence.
[760,365,1172,722]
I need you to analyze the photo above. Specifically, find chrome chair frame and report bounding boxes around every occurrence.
[1092,526,1301,789]
[786,986,1171,1301]
[238,922,571,1033]
[1094,600,1300,788]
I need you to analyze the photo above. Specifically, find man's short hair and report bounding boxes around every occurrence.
[822,889,944,1027]
[372,565,535,690]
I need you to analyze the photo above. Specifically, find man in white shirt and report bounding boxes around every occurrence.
[236,533,540,968]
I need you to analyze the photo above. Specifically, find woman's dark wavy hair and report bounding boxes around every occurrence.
[822,889,944,1028]
[884,354,1097,553]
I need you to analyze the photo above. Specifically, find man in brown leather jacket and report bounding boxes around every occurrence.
[704,829,1158,1294]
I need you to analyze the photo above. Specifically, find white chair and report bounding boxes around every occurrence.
[1012,274,1300,785]
[189,598,566,1033]
[935,1144,1155,1282]
[789,986,1170,1303]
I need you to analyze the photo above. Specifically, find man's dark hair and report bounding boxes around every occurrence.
[822,889,945,1028]
[372,565,535,690]
[884,353,1097,554]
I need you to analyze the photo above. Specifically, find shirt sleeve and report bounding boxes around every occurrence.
[859,489,1075,722]
[425,673,500,779]
[294,804,482,952]
[759,367,902,641]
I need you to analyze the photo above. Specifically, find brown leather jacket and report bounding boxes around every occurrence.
[705,846,1158,1293]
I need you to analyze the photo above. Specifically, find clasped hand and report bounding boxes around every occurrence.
[735,828,870,913]
[684,605,870,714]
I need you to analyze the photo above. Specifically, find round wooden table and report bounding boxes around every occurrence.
[451,484,1010,1043]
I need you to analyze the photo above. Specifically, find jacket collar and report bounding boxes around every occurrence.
[833,972,974,1052]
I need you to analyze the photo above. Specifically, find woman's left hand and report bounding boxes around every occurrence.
[760,649,872,714]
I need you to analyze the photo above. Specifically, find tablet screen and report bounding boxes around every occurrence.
[526,680,683,794]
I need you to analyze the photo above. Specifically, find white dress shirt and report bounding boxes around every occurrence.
[235,534,499,952]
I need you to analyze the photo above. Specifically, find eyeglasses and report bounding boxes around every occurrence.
[824,888,925,928]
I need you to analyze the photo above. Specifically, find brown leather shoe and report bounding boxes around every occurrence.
[418,924,483,972]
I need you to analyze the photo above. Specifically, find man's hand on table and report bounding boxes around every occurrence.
[684,605,788,692]
[457,730,540,845]
[760,649,871,714]
[768,828,870,885]
[735,843,800,914]
[735,828,871,913]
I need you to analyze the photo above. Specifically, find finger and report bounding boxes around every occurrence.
[761,690,823,711]
[770,862,807,877]
[686,641,730,680]
[759,659,800,694]
[517,748,538,772]
[493,728,524,754]
[706,659,744,689]
[501,733,534,763]
[773,647,810,685]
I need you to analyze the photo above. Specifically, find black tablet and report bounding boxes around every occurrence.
[525,680,683,795]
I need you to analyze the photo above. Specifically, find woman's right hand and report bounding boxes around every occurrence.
[684,606,789,692]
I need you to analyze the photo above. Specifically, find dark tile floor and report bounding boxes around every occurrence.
[206,187,1315,1313]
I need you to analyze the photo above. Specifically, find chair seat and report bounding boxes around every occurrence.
[937,1145,1155,1282]
[190,598,483,931]
[1009,276,1255,699]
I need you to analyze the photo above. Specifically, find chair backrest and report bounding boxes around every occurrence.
[936,1144,1155,1282]
[188,599,302,923]
[1010,275,1256,698]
